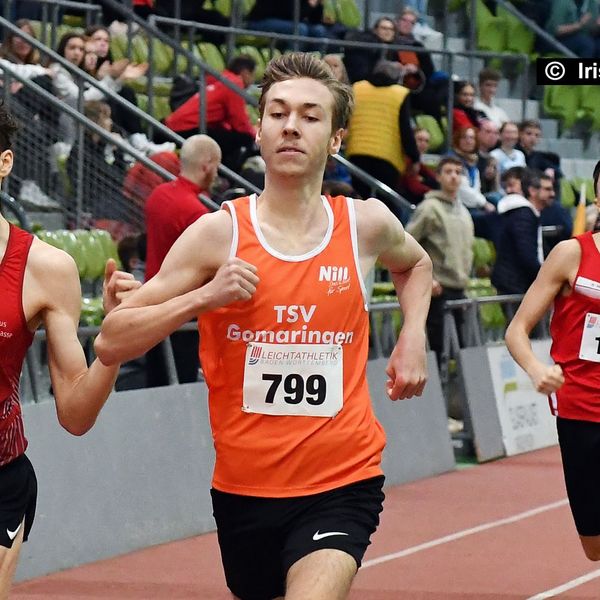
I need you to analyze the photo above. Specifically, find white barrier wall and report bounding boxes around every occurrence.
[16,353,455,581]
[460,340,557,462]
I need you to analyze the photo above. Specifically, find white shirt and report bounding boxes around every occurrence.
[474,98,509,128]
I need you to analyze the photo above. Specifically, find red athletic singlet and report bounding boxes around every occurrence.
[0,224,34,466]
[199,195,386,497]
[550,231,600,421]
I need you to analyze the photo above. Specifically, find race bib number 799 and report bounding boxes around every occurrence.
[242,342,343,417]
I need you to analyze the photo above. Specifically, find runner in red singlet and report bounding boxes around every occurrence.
[0,104,140,599]
[506,159,600,562]
[96,53,433,599]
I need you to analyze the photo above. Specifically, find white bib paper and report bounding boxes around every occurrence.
[242,342,343,417]
[579,312,600,362]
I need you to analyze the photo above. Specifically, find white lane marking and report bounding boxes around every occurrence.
[362,499,569,569]
[526,568,600,599]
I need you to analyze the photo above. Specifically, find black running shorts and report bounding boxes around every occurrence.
[557,417,600,536]
[0,454,37,549]
[211,476,385,600]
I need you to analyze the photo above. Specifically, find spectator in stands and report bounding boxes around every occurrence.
[0,20,57,131]
[477,119,502,203]
[406,156,474,365]
[546,0,600,58]
[399,126,438,205]
[401,0,444,47]
[516,119,562,182]
[490,121,527,179]
[323,54,350,84]
[163,55,257,172]
[451,127,496,212]
[122,150,180,209]
[393,7,448,121]
[477,118,499,155]
[66,100,129,224]
[492,168,555,295]
[473,68,508,128]
[452,80,485,133]
[144,134,221,388]
[51,33,143,143]
[0,19,41,66]
[246,0,327,50]
[117,233,146,283]
[343,17,396,84]
[515,119,572,253]
[345,60,419,221]
[83,25,148,138]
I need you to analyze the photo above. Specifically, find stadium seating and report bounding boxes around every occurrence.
[415,115,445,152]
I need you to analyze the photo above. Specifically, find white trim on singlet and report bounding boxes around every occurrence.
[346,196,369,311]
[221,200,239,259]
[248,193,334,262]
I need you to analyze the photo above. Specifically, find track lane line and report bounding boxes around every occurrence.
[361,498,569,569]
[526,568,600,599]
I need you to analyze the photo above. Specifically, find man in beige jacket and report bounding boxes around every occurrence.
[406,155,474,365]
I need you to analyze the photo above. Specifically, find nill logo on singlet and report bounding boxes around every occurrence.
[319,266,351,296]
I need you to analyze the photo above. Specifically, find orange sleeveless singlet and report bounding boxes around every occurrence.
[199,194,386,497]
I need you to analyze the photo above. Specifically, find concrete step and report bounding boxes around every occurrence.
[494,97,539,120]
[536,138,584,160]
[446,36,466,52]
[539,118,559,139]
[560,158,598,180]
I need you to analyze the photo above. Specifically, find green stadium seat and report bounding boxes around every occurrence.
[469,0,506,60]
[198,42,226,72]
[560,177,576,208]
[136,94,171,121]
[149,39,174,76]
[335,0,362,28]
[579,85,600,131]
[415,114,445,152]
[543,85,583,129]
[213,0,256,17]
[110,34,127,62]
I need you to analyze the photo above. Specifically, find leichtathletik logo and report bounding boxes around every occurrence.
[248,345,262,365]
[587,315,598,328]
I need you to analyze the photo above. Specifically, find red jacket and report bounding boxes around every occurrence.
[164,71,255,136]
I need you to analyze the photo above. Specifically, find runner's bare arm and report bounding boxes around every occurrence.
[505,240,578,394]
[33,246,140,435]
[355,199,432,400]
[95,210,259,366]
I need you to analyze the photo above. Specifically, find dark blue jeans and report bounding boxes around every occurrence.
[558,32,600,58]
[247,19,328,51]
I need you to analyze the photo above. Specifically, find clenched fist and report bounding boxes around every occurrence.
[202,258,259,310]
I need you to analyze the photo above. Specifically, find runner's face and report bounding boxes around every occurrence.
[257,78,343,179]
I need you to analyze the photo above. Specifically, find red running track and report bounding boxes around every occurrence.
[13,446,600,599]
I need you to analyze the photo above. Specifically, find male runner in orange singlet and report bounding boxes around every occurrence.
[96,53,433,600]
[0,103,140,599]
[506,160,600,562]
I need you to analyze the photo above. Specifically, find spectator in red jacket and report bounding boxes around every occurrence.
[144,134,221,388]
[452,80,485,134]
[163,55,257,171]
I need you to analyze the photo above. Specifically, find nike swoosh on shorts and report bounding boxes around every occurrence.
[312,530,349,541]
[7,522,22,541]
